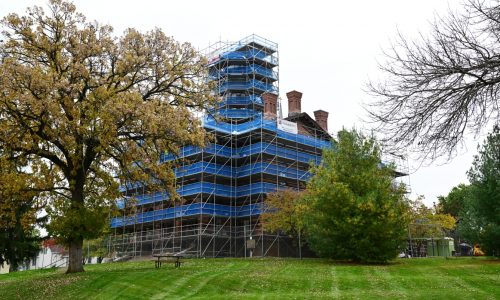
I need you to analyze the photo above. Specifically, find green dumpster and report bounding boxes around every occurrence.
[426,237,454,257]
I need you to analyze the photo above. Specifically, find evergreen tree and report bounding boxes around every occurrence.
[304,129,409,263]
[461,126,500,256]
[0,154,46,272]
[0,205,41,272]
[437,184,471,218]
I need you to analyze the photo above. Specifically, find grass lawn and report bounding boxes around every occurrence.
[0,257,498,299]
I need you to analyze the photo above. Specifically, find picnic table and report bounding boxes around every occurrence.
[153,254,184,268]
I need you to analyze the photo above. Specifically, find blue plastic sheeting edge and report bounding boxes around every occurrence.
[217,79,278,94]
[213,109,261,119]
[117,182,286,208]
[202,116,331,149]
[209,49,278,66]
[174,161,311,180]
[160,142,322,165]
[218,95,263,108]
[111,202,264,228]
[120,160,312,193]
[209,64,277,80]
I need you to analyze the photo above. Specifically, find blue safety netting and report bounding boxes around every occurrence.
[121,154,316,193]
[202,116,331,149]
[217,79,278,94]
[117,182,284,208]
[209,64,277,80]
[174,161,311,181]
[218,95,263,107]
[160,142,322,165]
[213,109,261,119]
[111,202,263,228]
[209,49,278,66]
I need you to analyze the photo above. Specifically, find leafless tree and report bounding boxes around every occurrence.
[368,0,500,160]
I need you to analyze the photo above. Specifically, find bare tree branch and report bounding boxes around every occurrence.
[367,0,500,161]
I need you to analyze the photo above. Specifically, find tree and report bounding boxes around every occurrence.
[303,129,409,263]
[0,152,49,272]
[0,202,42,272]
[408,195,456,239]
[0,226,40,272]
[84,236,108,263]
[368,0,500,159]
[460,126,500,256]
[437,184,471,218]
[261,189,307,258]
[0,1,215,273]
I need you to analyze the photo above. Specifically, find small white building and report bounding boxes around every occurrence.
[16,239,68,271]
[2,239,104,274]
[0,263,10,274]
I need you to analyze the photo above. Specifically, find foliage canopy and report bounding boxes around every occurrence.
[0,0,215,272]
[261,189,307,237]
[408,196,456,239]
[437,184,471,218]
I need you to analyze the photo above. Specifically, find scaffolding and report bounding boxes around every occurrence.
[109,35,331,258]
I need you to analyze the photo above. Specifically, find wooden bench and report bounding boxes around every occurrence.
[152,255,184,268]
[152,258,168,269]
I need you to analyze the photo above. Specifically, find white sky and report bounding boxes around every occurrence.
[1,0,485,206]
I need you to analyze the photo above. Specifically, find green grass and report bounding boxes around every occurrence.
[0,257,498,299]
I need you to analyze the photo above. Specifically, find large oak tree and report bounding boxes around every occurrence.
[0,0,215,273]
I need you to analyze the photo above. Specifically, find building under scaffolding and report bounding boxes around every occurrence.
[109,34,406,258]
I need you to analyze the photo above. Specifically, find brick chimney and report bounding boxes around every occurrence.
[262,93,278,119]
[314,110,329,132]
[286,90,302,117]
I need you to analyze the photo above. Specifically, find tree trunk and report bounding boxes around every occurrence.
[66,173,86,274]
[66,238,84,273]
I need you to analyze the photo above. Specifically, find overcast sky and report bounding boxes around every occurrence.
[1,0,485,206]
